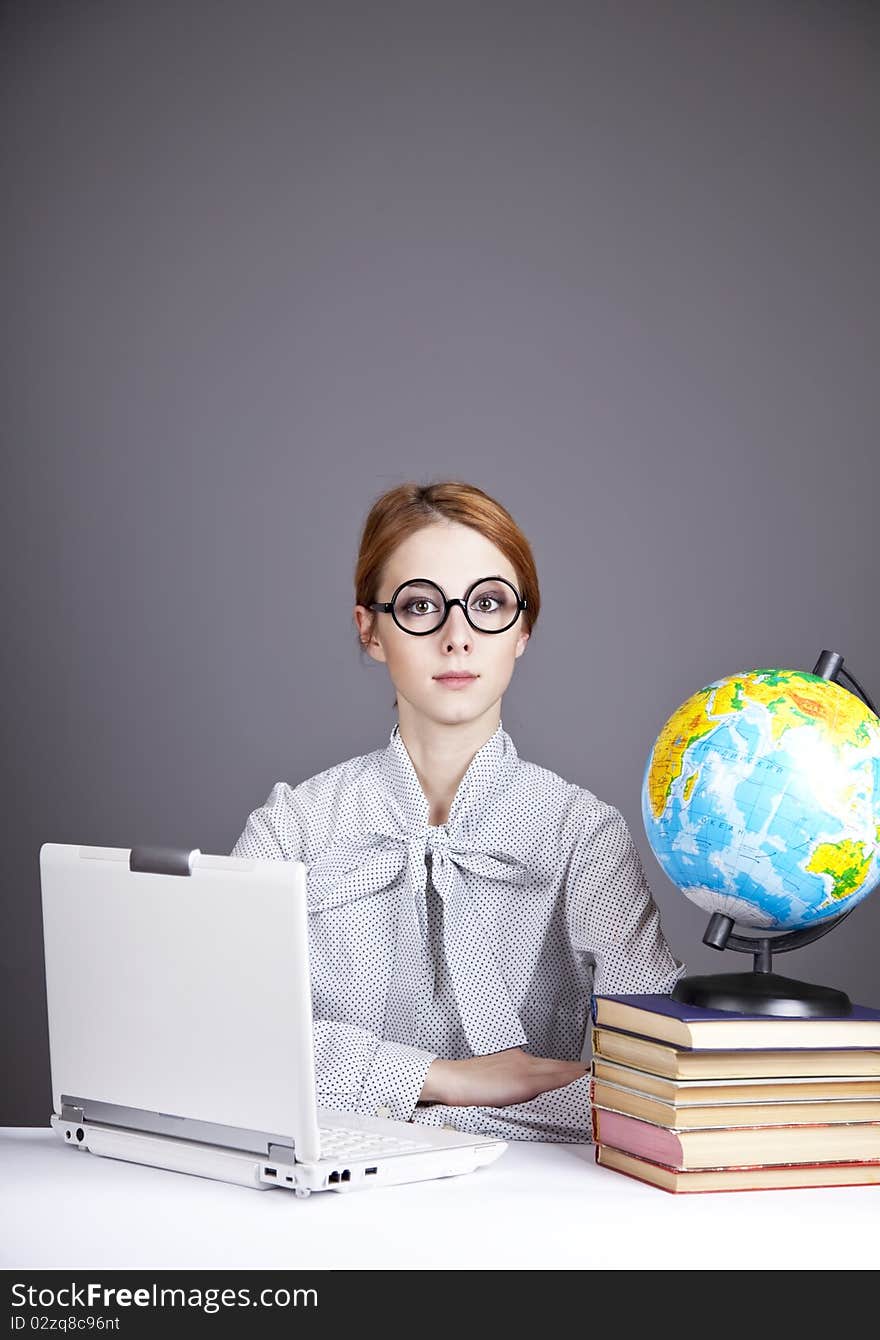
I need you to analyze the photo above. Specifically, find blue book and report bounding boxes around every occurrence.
[591,993,880,1051]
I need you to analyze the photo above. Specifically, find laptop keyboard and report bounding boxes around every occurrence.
[318,1125,437,1159]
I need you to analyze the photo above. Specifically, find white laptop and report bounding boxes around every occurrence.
[40,842,507,1196]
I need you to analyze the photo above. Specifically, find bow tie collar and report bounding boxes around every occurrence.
[306,723,529,1055]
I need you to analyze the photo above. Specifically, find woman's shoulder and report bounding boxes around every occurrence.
[269,745,380,814]
[281,744,381,805]
[241,747,381,859]
[509,749,624,850]
[511,747,605,815]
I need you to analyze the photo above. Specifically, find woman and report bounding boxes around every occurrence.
[231,480,685,1142]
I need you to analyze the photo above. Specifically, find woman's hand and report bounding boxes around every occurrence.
[419,1048,588,1108]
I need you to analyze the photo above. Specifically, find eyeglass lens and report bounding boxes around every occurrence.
[393,579,520,633]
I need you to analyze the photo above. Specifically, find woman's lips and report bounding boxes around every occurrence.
[434,674,478,689]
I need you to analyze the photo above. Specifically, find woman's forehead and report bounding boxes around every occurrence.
[383,523,517,588]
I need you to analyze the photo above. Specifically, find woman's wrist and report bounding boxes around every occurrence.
[419,1058,454,1105]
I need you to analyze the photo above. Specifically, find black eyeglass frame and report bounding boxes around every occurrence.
[369,575,528,637]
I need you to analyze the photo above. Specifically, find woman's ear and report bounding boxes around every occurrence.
[354,604,373,645]
[354,605,387,662]
[514,629,530,659]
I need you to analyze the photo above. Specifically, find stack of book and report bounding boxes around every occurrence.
[589,992,880,1193]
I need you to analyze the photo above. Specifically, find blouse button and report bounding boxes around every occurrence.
[376,1105,392,1119]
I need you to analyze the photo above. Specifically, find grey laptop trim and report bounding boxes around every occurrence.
[61,1095,296,1164]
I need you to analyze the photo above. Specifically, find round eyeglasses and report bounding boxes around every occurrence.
[369,576,527,636]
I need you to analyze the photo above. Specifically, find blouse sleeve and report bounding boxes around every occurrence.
[230,782,437,1122]
[563,797,686,995]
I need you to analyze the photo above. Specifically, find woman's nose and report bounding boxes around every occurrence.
[441,603,472,647]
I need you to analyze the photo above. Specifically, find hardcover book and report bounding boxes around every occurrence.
[596,1145,880,1194]
[591,993,880,1050]
[591,1057,880,1104]
[590,1027,880,1080]
[592,1106,880,1169]
[590,1075,880,1129]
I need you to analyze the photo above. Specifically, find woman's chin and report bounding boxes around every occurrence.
[425,698,494,727]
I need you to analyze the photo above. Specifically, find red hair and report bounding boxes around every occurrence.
[354,480,540,687]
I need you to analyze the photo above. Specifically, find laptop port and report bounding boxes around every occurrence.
[328,1171,340,1183]
[365,1167,377,1175]
[265,1167,277,1178]
[341,1169,351,1182]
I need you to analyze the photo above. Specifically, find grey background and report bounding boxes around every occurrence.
[3,0,878,1126]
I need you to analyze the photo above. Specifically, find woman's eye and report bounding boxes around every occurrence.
[472,596,500,611]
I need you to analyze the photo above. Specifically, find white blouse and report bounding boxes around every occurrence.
[230,720,686,1142]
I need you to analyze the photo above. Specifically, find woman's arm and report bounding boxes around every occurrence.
[420,1049,586,1107]
[564,797,686,994]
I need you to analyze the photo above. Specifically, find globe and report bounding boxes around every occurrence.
[641,667,880,934]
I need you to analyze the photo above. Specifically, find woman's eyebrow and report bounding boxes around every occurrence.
[403,573,507,586]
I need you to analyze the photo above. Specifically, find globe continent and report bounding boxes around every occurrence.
[641,669,880,931]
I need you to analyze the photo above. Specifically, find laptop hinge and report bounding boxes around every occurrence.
[61,1094,296,1161]
[129,847,200,876]
[267,1143,296,1166]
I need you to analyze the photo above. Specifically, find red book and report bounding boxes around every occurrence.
[595,1144,880,1194]
[592,1105,880,1170]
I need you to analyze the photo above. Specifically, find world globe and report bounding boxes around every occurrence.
[641,667,880,935]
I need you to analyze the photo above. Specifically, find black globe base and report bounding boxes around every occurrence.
[672,970,852,1018]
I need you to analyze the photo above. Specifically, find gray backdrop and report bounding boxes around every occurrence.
[3,0,878,1126]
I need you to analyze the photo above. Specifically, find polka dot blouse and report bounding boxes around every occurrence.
[230,720,686,1143]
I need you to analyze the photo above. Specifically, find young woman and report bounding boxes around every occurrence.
[231,480,685,1142]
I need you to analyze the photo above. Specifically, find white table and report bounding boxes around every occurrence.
[2,1128,877,1270]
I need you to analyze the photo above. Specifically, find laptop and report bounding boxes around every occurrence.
[39,842,507,1196]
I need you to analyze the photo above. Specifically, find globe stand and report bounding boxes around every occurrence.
[671,910,854,1017]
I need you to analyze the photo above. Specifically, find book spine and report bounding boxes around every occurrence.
[595,1108,682,1164]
